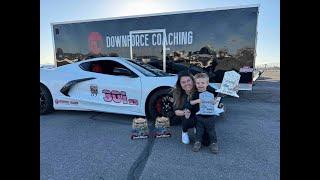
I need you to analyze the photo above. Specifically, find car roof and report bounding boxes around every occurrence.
[76,56,127,64]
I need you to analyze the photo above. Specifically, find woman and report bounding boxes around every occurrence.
[170,71,226,145]
[171,71,198,144]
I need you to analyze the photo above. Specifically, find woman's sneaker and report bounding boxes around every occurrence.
[182,132,190,144]
[192,141,201,152]
[209,143,219,154]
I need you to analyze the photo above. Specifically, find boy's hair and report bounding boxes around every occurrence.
[194,73,209,81]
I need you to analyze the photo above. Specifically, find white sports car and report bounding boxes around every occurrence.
[40,57,177,119]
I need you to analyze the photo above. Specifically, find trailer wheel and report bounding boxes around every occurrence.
[147,89,178,126]
[40,84,54,115]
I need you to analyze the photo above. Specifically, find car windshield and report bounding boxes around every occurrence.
[125,59,172,77]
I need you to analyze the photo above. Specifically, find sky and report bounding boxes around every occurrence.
[40,0,279,65]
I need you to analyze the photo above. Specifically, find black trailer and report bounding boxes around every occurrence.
[52,5,259,90]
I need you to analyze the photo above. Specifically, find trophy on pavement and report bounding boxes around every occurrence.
[154,116,171,138]
[131,117,149,139]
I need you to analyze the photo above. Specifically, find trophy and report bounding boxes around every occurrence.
[154,116,171,138]
[216,70,241,98]
[131,117,149,139]
[197,91,216,115]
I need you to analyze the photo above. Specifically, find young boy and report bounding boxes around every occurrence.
[190,73,219,154]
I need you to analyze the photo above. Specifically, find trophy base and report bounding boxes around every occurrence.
[131,134,149,139]
[154,126,171,138]
[154,132,171,138]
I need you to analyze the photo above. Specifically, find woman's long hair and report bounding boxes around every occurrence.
[171,71,196,109]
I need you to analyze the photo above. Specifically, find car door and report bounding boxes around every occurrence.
[68,60,142,114]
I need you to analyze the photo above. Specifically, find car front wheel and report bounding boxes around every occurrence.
[147,88,179,126]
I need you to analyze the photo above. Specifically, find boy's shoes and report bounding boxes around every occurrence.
[192,141,202,152]
[182,132,190,144]
[209,143,219,154]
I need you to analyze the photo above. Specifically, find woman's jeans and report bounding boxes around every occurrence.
[172,115,196,132]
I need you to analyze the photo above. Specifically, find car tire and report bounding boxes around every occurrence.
[40,84,54,115]
[147,88,179,126]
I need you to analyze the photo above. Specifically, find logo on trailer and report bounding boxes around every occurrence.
[88,32,103,54]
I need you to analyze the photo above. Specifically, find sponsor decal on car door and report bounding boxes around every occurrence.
[97,73,141,113]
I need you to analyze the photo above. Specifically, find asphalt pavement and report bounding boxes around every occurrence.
[40,70,280,180]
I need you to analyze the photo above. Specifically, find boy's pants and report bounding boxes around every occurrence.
[195,115,217,144]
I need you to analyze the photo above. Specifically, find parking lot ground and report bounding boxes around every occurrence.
[41,70,280,180]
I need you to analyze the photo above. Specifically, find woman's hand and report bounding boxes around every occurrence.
[175,110,185,116]
[183,109,191,119]
[174,109,191,119]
